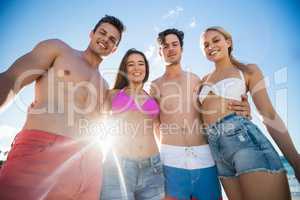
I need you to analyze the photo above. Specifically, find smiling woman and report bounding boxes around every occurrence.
[199,26,300,200]
[100,48,164,200]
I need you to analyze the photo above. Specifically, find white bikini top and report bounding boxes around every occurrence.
[199,70,246,104]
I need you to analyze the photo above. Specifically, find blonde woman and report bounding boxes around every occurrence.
[199,26,300,200]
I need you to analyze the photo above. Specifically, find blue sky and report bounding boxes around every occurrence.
[0,0,300,158]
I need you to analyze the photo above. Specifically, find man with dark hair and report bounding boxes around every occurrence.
[151,28,250,200]
[0,15,125,200]
[93,15,125,46]
[157,28,184,48]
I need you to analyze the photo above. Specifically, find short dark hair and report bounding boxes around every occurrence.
[157,28,184,47]
[93,15,125,46]
[113,48,150,89]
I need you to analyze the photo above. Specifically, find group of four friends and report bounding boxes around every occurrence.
[0,15,299,200]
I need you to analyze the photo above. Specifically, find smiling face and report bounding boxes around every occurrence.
[89,22,121,58]
[126,53,147,84]
[201,30,232,63]
[160,34,182,65]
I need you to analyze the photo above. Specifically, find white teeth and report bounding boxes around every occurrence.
[100,43,106,48]
[209,50,218,56]
[97,42,106,49]
[133,72,141,76]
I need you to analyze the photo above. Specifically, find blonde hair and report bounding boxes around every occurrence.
[203,26,248,72]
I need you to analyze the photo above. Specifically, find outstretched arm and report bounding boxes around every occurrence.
[247,64,300,182]
[0,39,64,110]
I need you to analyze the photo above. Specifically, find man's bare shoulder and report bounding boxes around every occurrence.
[38,39,71,51]
[33,39,75,60]
[151,76,164,86]
[183,71,201,87]
[184,71,201,81]
[150,76,164,99]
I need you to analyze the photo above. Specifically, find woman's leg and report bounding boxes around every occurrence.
[218,117,291,200]
[100,153,134,200]
[239,171,291,200]
[221,177,243,200]
[221,171,290,200]
[135,155,165,200]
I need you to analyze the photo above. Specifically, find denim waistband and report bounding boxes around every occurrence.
[211,113,238,125]
[123,154,161,169]
[105,152,161,169]
[204,113,247,136]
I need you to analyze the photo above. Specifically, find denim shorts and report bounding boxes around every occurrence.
[204,113,286,178]
[100,151,165,200]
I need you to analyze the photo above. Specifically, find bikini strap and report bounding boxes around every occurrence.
[238,69,248,93]
[238,69,245,82]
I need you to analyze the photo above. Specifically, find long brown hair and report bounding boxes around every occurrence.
[113,48,150,89]
[203,26,248,72]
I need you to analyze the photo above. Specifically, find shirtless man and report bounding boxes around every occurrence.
[0,15,124,200]
[150,28,250,200]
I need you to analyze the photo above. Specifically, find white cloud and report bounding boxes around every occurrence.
[144,44,156,59]
[163,6,184,19]
[176,6,183,12]
[153,54,163,65]
[0,125,18,160]
[189,17,197,28]
[147,46,163,68]
[149,54,164,77]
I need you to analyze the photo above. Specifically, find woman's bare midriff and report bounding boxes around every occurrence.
[201,95,237,125]
[104,111,159,159]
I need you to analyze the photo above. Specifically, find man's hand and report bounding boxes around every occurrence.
[228,94,251,119]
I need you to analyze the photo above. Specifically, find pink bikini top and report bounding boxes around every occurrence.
[111,89,160,118]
